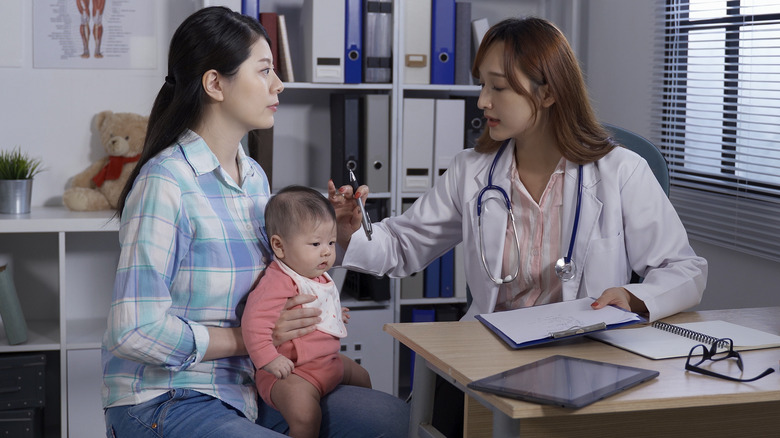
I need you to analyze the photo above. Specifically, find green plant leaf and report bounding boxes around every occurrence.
[0,147,45,179]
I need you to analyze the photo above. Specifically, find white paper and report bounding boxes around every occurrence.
[477,297,641,345]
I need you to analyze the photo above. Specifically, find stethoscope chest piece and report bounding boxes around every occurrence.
[555,257,576,281]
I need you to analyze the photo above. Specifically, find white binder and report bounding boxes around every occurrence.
[364,94,391,193]
[403,0,431,84]
[472,17,490,54]
[401,98,435,191]
[302,0,345,83]
[433,99,465,183]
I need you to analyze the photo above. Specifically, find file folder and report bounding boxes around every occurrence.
[277,15,295,82]
[303,0,345,83]
[431,0,456,84]
[439,248,455,298]
[400,200,424,299]
[453,243,467,299]
[433,99,465,183]
[363,0,393,83]
[259,13,279,77]
[345,0,363,83]
[403,0,431,84]
[363,94,390,193]
[330,94,362,188]
[401,98,434,191]
[240,0,258,18]
[472,17,489,53]
[423,257,441,298]
[454,2,473,85]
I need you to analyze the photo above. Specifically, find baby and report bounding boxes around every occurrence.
[242,185,371,438]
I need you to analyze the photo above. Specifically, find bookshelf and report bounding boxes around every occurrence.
[0,207,118,437]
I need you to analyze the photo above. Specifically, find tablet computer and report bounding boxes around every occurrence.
[467,355,659,409]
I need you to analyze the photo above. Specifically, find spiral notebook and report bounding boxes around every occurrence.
[589,320,780,360]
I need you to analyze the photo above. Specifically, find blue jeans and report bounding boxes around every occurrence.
[105,386,409,438]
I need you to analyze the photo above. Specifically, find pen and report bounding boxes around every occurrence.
[348,168,373,241]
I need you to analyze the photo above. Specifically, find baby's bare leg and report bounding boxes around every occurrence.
[340,354,372,388]
[270,374,322,438]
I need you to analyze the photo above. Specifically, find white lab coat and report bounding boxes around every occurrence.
[342,141,707,322]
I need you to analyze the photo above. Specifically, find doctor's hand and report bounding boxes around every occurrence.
[591,287,648,314]
[272,294,321,347]
[328,179,370,250]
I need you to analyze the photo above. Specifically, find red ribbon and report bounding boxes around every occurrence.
[92,154,141,187]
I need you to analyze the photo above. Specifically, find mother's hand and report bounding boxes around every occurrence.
[327,179,370,250]
[272,294,321,347]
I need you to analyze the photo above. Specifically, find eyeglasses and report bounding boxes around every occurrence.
[685,338,775,383]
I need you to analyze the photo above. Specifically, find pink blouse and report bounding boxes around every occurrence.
[494,157,566,311]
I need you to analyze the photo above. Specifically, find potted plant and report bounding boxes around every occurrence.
[0,147,44,214]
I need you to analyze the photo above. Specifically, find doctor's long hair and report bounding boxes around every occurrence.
[471,17,612,163]
[115,7,270,216]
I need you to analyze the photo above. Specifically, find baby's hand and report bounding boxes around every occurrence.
[342,307,350,324]
[262,355,294,379]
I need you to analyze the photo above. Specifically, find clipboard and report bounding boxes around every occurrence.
[475,298,645,349]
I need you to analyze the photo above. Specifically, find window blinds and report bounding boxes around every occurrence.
[656,0,780,261]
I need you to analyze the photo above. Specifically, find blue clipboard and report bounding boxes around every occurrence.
[475,300,646,349]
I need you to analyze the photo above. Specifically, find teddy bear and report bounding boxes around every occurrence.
[63,110,148,211]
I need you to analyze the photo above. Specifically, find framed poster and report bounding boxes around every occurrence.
[33,0,156,69]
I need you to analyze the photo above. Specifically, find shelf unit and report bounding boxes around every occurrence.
[255,0,577,398]
[0,207,118,438]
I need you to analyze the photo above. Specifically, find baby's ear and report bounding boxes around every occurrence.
[270,235,285,258]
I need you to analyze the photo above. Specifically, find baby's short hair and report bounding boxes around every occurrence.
[264,185,336,239]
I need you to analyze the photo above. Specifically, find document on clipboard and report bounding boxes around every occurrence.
[475,297,644,349]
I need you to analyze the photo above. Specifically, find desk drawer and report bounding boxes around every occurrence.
[0,353,46,411]
[0,408,43,438]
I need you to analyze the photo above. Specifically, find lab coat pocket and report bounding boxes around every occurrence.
[583,234,628,296]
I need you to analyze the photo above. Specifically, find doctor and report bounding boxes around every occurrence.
[325,17,707,323]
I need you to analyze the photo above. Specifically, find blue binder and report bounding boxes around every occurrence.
[345,0,363,83]
[439,248,455,297]
[423,257,441,298]
[431,0,456,84]
[241,0,259,19]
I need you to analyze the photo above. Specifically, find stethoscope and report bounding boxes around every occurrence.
[477,140,583,285]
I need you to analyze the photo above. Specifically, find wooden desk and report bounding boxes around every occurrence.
[385,307,780,438]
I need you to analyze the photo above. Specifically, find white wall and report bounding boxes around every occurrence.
[0,0,202,207]
[582,0,780,311]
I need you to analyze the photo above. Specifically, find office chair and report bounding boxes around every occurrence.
[602,123,670,196]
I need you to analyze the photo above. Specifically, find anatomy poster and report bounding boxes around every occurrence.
[33,0,156,69]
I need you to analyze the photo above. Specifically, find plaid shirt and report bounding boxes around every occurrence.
[101,131,272,421]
